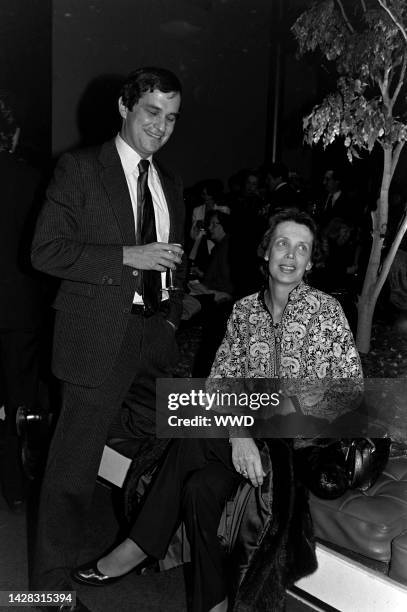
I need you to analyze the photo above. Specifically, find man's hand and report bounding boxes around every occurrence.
[230,437,265,487]
[123,242,183,271]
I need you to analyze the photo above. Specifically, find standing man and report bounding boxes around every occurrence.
[320,168,353,227]
[30,68,185,607]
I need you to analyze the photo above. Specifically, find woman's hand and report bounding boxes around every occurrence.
[230,438,265,487]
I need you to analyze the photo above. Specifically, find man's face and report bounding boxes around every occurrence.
[119,89,181,157]
[266,221,313,289]
[323,170,340,195]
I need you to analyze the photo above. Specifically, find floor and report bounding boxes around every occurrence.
[0,320,330,611]
[0,479,320,612]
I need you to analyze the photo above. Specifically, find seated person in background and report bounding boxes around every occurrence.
[189,178,228,267]
[189,210,234,303]
[73,209,362,612]
[190,211,234,375]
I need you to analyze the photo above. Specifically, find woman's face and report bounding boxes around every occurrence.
[265,221,313,289]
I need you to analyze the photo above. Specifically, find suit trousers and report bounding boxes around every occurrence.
[31,311,178,590]
[130,438,241,612]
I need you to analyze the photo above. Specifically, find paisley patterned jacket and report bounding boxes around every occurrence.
[210,282,363,423]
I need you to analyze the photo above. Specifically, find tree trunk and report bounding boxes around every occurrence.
[356,296,376,354]
[355,147,392,353]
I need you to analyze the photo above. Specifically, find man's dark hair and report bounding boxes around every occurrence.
[120,67,182,110]
[267,161,289,182]
[259,208,322,263]
[325,167,344,186]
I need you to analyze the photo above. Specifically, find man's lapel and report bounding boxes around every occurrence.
[154,161,180,242]
[99,140,136,243]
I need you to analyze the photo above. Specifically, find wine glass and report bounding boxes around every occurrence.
[165,243,183,292]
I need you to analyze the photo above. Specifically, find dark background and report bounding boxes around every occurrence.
[2,0,405,190]
[1,0,52,167]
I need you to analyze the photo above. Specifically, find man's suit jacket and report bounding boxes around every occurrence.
[319,191,356,229]
[31,139,185,387]
[0,152,43,329]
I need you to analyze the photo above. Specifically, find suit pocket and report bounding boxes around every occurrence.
[59,279,96,297]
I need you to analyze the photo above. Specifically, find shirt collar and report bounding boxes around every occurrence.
[258,281,308,313]
[115,133,153,176]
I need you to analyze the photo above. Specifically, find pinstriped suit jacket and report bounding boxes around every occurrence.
[31,139,185,387]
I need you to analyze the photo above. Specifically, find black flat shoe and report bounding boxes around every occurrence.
[71,557,158,587]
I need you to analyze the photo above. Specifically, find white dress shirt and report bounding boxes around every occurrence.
[115,134,170,303]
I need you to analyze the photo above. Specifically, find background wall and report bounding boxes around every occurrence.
[1,0,52,166]
[52,0,273,186]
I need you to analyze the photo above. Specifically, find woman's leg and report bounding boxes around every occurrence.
[182,456,241,612]
[99,438,237,578]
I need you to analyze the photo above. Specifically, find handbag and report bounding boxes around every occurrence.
[295,437,391,499]
[344,437,391,491]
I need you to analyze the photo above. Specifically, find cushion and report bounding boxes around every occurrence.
[310,457,407,564]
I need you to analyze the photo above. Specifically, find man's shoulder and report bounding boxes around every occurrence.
[58,139,117,166]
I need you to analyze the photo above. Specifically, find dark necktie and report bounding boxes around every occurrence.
[325,194,333,210]
[137,159,161,312]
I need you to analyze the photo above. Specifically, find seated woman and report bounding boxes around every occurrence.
[72,209,362,612]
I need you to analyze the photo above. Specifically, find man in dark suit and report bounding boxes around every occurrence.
[265,161,299,212]
[320,168,355,228]
[0,92,43,513]
[30,68,185,606]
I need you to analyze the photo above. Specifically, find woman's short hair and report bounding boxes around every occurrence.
[206,209,232,234]
[120,67,182,111]
[259,208,322,263]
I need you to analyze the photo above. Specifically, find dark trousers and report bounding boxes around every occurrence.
[131,438,241,612]
[31,311,178,590]
[0,328,40,503]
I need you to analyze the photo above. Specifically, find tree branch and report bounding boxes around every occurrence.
[336,0,355,33]
[376,0,407,43]
[382,66,392,107]
[377,75,386,100]
[390,51,407,109]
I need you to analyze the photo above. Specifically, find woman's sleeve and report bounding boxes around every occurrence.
[292,299,363,424]
[209,303,244,378]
